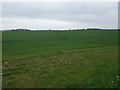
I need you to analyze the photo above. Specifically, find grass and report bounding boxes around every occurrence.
[2,30,119,88]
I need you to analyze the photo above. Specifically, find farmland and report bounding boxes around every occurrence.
[2,30,119,88]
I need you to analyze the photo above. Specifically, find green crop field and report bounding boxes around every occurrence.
[2,30,119,88]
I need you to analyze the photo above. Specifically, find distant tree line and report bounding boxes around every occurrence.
[11,29,31,31]
[1,28,119,32]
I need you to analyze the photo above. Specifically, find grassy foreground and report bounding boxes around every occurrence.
[2,30,119,88]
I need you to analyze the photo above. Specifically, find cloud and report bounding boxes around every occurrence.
[1,2,118,29]
[2,17,75,30]
[2,0,119,2]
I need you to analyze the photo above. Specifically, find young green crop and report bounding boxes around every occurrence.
[2,30,118,88]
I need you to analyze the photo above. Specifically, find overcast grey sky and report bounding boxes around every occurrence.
[1,2,118,30]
